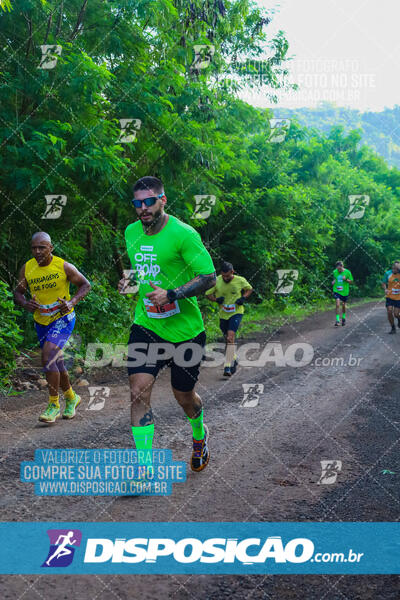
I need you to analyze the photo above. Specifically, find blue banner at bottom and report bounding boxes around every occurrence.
[0,522,399,574]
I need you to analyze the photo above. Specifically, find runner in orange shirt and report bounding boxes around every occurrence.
[382,261,400,334]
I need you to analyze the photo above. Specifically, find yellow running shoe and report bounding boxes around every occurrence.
[39,403,60,423]
[62,392,81,419]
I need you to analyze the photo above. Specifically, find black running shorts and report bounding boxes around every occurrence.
[386,297,400,308]
[219,313,243,335]
[333,292,348,302]
[127,324,206,392]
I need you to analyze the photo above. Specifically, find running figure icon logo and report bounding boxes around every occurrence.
[268,118,291,143]
[240,384,264,408]
[274,269,299,295]
[42,529,82,567]
[87,386,110,411]
[191,195,216,220]
[117,118,142,143]
[42,194,67,219]
[317,460,342,485]
[346,195,370,220]
[38,45,62,69]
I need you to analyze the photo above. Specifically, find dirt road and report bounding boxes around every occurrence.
[1,299,400,598]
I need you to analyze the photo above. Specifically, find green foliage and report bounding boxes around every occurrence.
[1,1,399,380]
[0,281,23,389]
[276,102,400,170]
[77,274,135,346]
[0,0,13,12]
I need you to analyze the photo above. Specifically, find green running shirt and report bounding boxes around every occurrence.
[333,268,353,296]
[125,215,214,342]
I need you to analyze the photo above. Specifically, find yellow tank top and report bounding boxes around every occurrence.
[25,256,74,325]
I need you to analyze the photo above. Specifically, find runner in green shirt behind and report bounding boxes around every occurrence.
[205,262,253,377]
[332,261,354,327]
[119,176,216,473]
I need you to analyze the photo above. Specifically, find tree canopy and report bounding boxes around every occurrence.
[1,1,399,385]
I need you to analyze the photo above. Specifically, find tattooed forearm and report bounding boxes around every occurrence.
[174,272,216,299]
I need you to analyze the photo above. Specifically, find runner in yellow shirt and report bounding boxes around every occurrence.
[14,232,91,423]
[206,262,253,377]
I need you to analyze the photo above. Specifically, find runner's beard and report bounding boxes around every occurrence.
[141,208,163,230]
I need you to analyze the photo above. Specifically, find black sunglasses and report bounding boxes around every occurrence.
[132,193,164,208]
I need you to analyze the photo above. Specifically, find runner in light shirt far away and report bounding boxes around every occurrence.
[332,261,354,327]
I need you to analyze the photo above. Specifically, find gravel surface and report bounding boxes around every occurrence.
[1,300,399,598]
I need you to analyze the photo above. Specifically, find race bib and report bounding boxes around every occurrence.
[38,300,61,317]
[143,298,180,319]
[336,286,343,291]
[391,288,400,294]
[222,303,236,313]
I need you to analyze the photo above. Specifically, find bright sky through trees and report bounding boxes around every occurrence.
[246,0,400,110]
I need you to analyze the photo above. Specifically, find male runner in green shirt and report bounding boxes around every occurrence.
[120,176,216,472]
[332,261,354,326]
[205,262,253,376]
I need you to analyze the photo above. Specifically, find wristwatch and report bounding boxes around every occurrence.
[167,289,178,302]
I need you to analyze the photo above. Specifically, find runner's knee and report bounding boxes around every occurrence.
[56,351,66,370]
[42,348,61,372]
[130,385,148,403]
[173,387,194,403]
[129,376,153,405]
[226,331,235,343]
